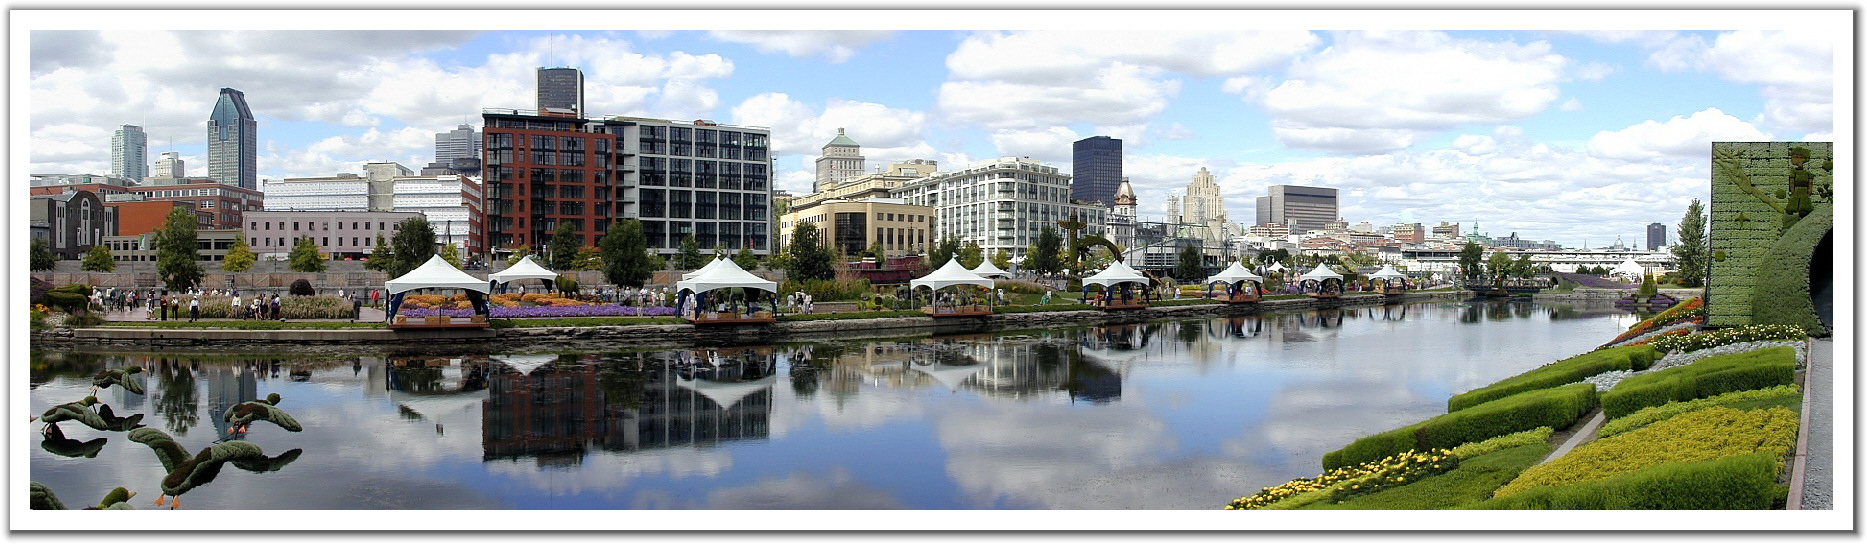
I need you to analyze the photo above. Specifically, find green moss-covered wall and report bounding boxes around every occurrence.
[1707,142,1834,328]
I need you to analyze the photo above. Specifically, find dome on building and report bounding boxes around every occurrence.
[825,127,859,148]
[1113,178,1136,206]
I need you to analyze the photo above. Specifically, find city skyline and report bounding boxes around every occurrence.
[21,10,1847,248]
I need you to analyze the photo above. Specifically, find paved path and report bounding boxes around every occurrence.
[1798,338,1833,510]
[102,305,387,322]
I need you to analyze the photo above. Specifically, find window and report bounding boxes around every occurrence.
[353,222,359,230]
[251,221,258,230]
[294,222,300,230]
[322,238,328,246]
[353,237,359,246]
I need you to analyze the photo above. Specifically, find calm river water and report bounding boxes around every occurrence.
[29,300,1635,510]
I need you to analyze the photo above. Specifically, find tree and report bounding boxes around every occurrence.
[363,233,394,272]
[1485,251,1513,282]
[1029,226,1063,276]
[927,234,959,270]
[222,234,256,272]
[1672,198,1709,288]
[571,246,603,271]
[866,241,885,261]
[1513,254,1536,279]
[991,249,1012,271]
[733,247,759,270]
[786,222,834,281]
[30,237,56,271]
[80,245,115,272]
[1257,248,1291,268]
[549,221,579,270]
[288,236,327,273]
[676,234,706,270]
[154,205,203,292]
[439,242,462,268]
[389,216,436,279]
[1457,241,1484,281]
[600,219,653,287]
[956,241,984,269]
[1175,243,1203,281]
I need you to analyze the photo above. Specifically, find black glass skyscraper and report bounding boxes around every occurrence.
[536,67,585,116]
[207,88,257,190]
[1072,136,1122,205]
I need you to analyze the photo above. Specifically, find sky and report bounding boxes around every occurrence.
[17,9,1851,249]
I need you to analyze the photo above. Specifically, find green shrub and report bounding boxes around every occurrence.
[1599,385,1801,438]
[1323,383,1596,470]
[44,291,90,313]
[65,311,106,328]
[51,284,94,297]
[1307,443,1552,510]
[1448,345,1656,412]
[281,296,354,319]
[1471,452,1781,510]
[29,309,46,331]
[779,278,870,302]
[1602,347,1797,419]
[1648,324,1806,354]
[1447,427,1553,460]
[289,278,315,296]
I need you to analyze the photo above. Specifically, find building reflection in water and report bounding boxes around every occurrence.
[476,348,776,464]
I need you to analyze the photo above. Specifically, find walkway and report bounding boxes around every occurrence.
[1798,338,1833,510]
[102,305,388,323]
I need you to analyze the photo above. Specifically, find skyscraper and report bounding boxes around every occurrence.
[814,128,864,193]
[151,152,184,180]
[207,88,257,190]
[1258,185,1338,234]
[1072,136,1122,205]
[536,67,585,116]
[435,124,481,163]
[111,125,147,183]
[1183,167,1224,225]
[1646,222,1667,250]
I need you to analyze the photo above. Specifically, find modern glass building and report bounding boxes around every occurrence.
[435,124,481,163]
[1646,222,1667,250]
[1257,185,1338,234]
[1071,135,1122,205]
[207,88,257,190]
[111,124,147,183]
[536,67,585,116]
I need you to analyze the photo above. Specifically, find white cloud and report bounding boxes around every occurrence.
[1586,108,1770,162]
[707,30,894,63]
[946,30,1316,82]
[987,127,1080,163]
[1159,123,1195,141]
[938,62,1179,130]
[1697,30,1834,133]
[1262,31,1570,154]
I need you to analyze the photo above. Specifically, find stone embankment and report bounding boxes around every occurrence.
[35,291,1468,352]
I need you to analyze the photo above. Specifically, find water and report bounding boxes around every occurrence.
[28,300,1636,510]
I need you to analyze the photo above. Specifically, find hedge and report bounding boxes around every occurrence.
[1470,452,1781,509]
[1323,383,1596,470]
[1598,384,1801,438]
[1751,203,1831,336]
[1447,345,1656,412]
[1602,346,1797,419]
[1494,406,1797,497]
[1307,443,1551,510]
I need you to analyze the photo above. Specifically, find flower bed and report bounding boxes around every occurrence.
[1648,324,1805,354]
[398,305,677,318]
[1447,345,1655,412]
[1227,448,1458,510]
[1600,297,1704,348]
[1491,406,1797,499]
[1601,346,1797,419]
[1598,385,1801,438]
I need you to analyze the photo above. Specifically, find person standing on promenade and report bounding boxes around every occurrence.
[189,296,200,322]
[159,295,168,321]
[271,294,282,321]
[352,294,363,322]
[232,293,242,320]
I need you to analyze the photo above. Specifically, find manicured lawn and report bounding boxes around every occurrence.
[1304,443,1553,510]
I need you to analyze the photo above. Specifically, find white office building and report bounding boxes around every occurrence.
[890,156,1106,261]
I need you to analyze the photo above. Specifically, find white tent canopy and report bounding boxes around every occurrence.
[1264,262,1289,273]
[1369,265,1407,281]
[487,255,557,286]
[1299,264,1343,283]
[1083,260,1150,288]
[681,256,728,281]
[386,255,493,295]
[1610,258,1648,280]
[1203,261,1263,286]
[912,260,995,292]
[675,257,777,295]
[969,259,1011,279]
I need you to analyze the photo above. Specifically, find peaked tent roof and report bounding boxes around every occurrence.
[1299,264,1343,282]
[1610,258,1647,279]
[1083,260,1150,288]
[1203,261,1263,285]
[675,257,778,294]
[1264,262,1288,273]
[970,259,1011,278]
[386,255,492,294]
[681,256,728,281]
[912,259,995,291]
[488,255,557,284]
[1369,265,1407,280]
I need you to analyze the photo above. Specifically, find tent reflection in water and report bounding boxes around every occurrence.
[1081,260,1151,310]
[384,255,493,329]
[1202,261,1264,304]
[1298,264,1345,299]
[674,257,779,325]
[910,260,996,317]
[487,255,557,294]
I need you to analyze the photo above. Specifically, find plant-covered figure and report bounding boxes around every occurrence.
[1784,146,1815,228]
